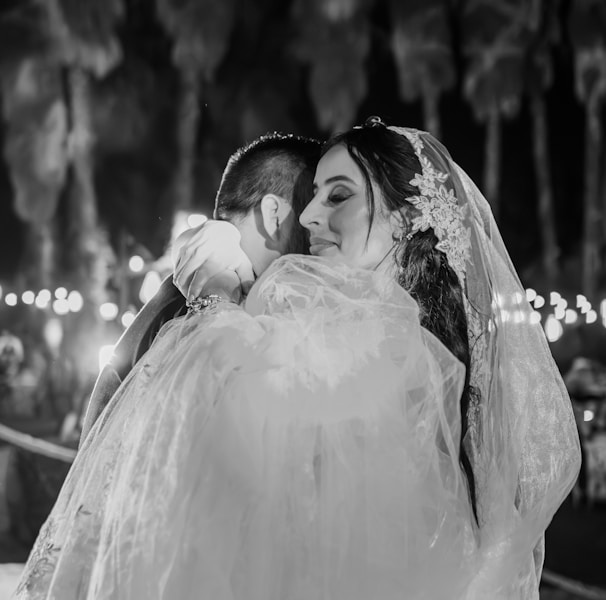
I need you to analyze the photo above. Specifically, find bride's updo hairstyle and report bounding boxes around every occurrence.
[322,116,478,518]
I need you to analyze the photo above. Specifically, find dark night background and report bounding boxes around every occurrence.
[1,2,606,597]
[0,0,597,287]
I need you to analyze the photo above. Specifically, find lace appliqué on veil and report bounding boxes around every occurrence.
[389,127,472,286]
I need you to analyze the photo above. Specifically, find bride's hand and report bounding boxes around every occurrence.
[172,220,255,300]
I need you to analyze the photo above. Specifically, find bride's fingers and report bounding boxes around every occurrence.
[180,268,209,300]
[175,264,203,298]
[174,243,212,294]
[171,225,203,267]
[186,274,210,302]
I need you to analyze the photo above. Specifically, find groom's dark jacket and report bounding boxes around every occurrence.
[79,276,187,447]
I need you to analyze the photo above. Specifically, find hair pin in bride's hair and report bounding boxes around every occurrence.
[354,115,386,130]
[365,115,385,128]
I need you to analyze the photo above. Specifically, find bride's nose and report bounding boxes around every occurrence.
[299,195,322,229]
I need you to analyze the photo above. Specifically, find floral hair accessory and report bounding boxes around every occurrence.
[388,127,471,285]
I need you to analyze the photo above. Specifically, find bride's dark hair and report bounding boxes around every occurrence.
[322,117,479,520]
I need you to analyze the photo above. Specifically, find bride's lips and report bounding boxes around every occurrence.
[309,237,337,255]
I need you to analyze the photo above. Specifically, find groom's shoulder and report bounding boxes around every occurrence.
[113,275,186,376]
[80,275,186,445]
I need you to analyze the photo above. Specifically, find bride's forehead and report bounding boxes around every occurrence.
[315,145,363,183]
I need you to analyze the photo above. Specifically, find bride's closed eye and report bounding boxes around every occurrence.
[327,187,353,205]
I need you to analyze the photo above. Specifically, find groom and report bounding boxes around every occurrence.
[80,133,320,444]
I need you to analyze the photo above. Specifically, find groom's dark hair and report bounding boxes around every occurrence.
[214,133,321,221]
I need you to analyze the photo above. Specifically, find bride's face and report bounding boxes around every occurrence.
[299,144,397,270]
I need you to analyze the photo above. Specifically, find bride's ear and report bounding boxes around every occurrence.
[260,194,290,239]
[388,210,408,239]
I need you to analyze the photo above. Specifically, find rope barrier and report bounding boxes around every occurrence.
[0,423,76,463]
[542,569,606,599]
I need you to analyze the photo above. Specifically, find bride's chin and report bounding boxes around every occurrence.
[309,243,339,257]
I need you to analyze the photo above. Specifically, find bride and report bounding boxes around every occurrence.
[14,118,580,599]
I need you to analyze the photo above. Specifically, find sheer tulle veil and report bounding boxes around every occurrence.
[12,126,580,600]
[389,127,581,593]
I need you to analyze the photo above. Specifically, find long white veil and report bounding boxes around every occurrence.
[13,125,580,600]
[403,129,581,595]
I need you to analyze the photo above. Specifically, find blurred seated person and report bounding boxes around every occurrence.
[563,356,606,505]
[564,356,606,401]
[0,330,24,384]
[0,330,25,415]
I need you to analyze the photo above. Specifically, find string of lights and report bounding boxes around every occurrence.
[1,279,602,342]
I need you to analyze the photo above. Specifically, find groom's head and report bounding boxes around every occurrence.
[214,133,321,276]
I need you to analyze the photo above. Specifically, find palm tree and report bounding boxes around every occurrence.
[460,0,527,221]
[42,0,124,303]
[526,0,561,284]
[569,0,606,299]
[292,0,371,134]
[40,0,124,405]
[1,66,68,289]
[388,0,455,139]
[156,0,236,213]
[0,0,123,413]
[0,2,66,289]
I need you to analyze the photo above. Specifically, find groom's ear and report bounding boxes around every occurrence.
[259,194,290,239]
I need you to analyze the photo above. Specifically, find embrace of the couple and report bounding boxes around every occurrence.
[14,118,580,600]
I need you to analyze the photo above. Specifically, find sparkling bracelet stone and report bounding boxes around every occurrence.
[186,294,231,314]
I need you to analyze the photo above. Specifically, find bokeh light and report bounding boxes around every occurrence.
[37,289,52,303]
[544,315,563,343]
[129,255,145,273]
[99,302,119,321]
[43,318,63,351]
[67,291,84,313]
[52,299,70,315]
[5,293,17,306]
[549,291,561,305]
[35,295,50,309]
[564,309,578,324]
[121,311,136,328]
[529,311,542,325]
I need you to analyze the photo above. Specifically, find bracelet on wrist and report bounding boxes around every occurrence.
[186,294,235,314]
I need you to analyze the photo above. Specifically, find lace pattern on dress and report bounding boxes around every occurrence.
[15,518,60,595]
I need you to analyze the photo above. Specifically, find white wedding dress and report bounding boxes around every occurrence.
[13,256,560,599]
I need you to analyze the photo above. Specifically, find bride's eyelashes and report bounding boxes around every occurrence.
[327,187,353,205]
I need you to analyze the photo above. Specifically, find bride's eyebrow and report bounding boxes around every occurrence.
[313,175,357,192]
[325,175,356,185]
